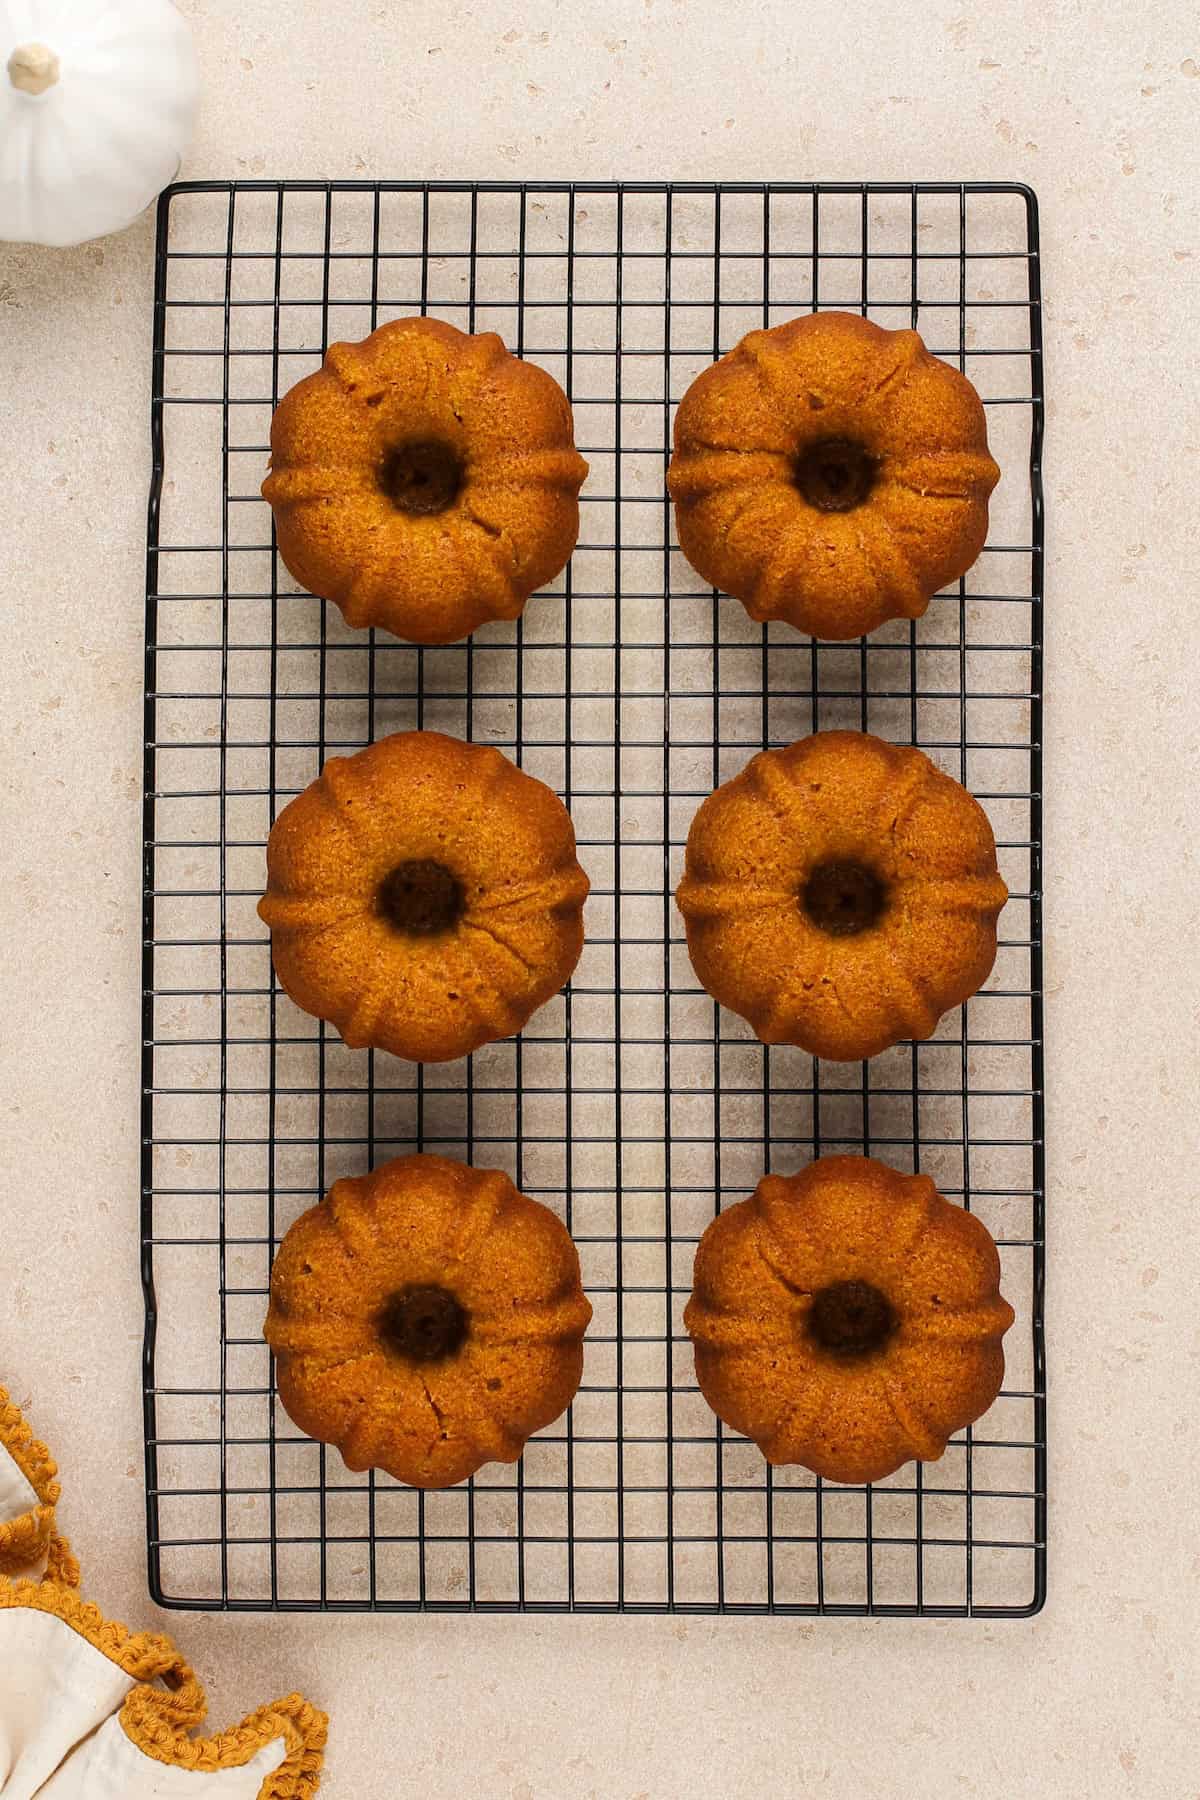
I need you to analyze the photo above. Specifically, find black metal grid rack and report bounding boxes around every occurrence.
[142,180,1045,1615]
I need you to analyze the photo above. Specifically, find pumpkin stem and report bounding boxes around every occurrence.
[8,42,61,96]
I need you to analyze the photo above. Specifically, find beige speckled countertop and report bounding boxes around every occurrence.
[2,2,1198,1795]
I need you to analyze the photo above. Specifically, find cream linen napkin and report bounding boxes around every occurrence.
[0,1388,326,1798]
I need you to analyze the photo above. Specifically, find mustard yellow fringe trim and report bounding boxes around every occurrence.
[0,1575,196,1686]
[123,1687,327,1793]
[0,1386,65,1577]
[0,1580,326,1791]
[0,1388,328,1795]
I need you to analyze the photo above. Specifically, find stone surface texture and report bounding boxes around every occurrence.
[1,2,1197,1795]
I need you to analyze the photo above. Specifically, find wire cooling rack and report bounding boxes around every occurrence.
[142,180,1045,1615]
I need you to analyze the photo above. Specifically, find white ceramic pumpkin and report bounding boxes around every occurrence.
[0,0,199,247]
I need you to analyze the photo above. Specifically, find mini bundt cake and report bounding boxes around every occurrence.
[667,310,999,639]
[685,1155,1014,1485]
[266,1154,592,1489]
[258,730,589,1063]
[263,316,588,645]
[676,730,1007,1062]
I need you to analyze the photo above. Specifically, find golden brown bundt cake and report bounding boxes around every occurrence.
[258,730,589,1064]
[262,316,588,645]
[667,310,999,639]
[266,1154,592,1489]
[685,1155,1014,1485]
[676,730,1007,1062]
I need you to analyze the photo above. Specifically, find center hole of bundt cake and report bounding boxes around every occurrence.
[802,860,887,936]
[378,1285,469,1363]
[807,1281,898,1357]
[378,439,463,515]
[794,437,877,512]
[377,859,466,936]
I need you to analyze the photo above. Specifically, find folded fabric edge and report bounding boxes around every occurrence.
[0,1574,193,1690]
[0,1580,327,1794]
[0,1383,61,1575]
[122,1688,328,1795]
[0,1385,328,1794]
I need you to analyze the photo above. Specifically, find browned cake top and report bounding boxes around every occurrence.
[677,729,1006,1063]
[668,310,998,640]
[266,1153,592,1490]
[264,316,588,644]
[685,1155,1014,1486]
[260,729,589,1063]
